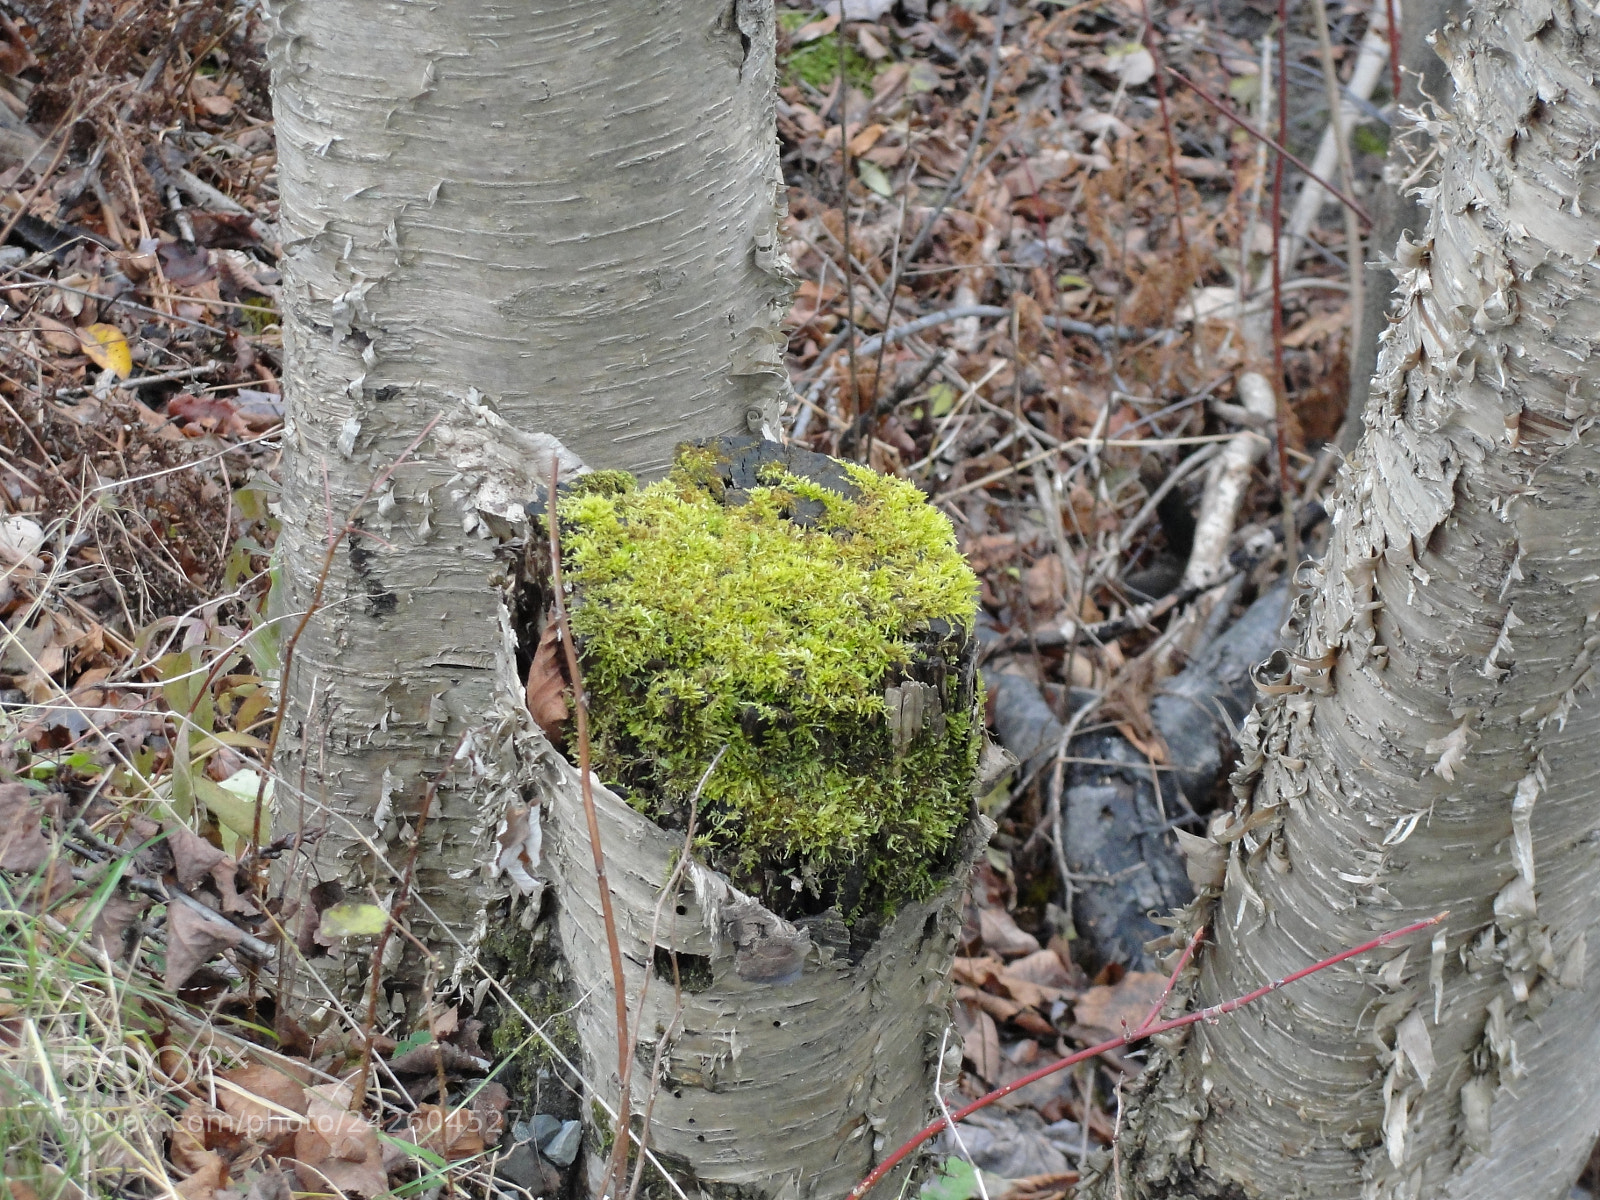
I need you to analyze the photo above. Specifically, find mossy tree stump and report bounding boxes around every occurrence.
[532,436,989,1199]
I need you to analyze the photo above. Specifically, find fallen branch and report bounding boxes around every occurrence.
[1181,372,1277,589]
[848,911,1448,1200]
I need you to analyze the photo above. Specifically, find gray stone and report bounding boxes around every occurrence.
[542,1120,582,1168]
[530,1113,563,1151]
[494,1143,551,1192]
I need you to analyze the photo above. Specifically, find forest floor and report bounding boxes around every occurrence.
[0,1,1593,1199]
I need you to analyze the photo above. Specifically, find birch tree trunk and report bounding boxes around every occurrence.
[264,0,793,1007]
[1091,3,1600,1197]
[265,5,980,1197]
[1343,0,1458,451]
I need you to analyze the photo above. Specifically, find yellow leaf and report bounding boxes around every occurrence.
[79,323,132,379]
[319,902,390,939]
[195,768,273,858]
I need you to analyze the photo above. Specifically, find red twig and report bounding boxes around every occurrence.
[547,461,633,1196]
[847,911,1448,1200]
[1132,923,1204,1037]
[1162,65,1373,225]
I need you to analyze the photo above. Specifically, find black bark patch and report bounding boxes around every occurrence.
[348,519,397,616]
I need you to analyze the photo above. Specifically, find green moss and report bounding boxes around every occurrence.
[559,438,980,917]
[778,15,878,92]
[478,910,581,1110]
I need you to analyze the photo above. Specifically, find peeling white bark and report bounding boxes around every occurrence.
[1096,3,1600,1197]
[541,759,987,1198]
[265,0,794,999]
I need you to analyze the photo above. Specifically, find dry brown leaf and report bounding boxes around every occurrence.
[34,314,80,354]
[979,906,1042,959]
[170,1102,243,1174]
[524,621,568,738]
[217,1062,310,1142]
[166,823,227,891]
[165,900,243,991]
[952,954,1004,989]
[1072,971,1168,1036]
[0,783,49,873]
[158,242,215,287]
[189,212,259,249]
[168,392,251,436]
[407,1104,485,1162]
[1023,554,1065,611]
[793,12,838,42]
[959,1003,1002,1084]
[470,1081,509,1146]
[1282,304,1351,350]
[90,892,148,960]
[294,1086,387,1199]
[956,984,1024,1024]
[1006,948,1075,990]
[174,1151,227,1200]
[428,1005,460,1038]
[847,122,886,157]
[243,1164,292,1200]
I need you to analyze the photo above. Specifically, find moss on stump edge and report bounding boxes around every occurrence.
[557,436,981,919]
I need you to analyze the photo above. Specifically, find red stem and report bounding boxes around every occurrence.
[846,911,1448,1200]
[547,461,634,1193]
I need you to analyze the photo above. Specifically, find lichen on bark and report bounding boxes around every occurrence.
[556,436,981,919]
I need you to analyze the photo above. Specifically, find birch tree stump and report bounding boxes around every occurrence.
[532,436,991,1198]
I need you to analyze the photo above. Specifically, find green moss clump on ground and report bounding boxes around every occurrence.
[558,438,980,918]
[777,11,877,92]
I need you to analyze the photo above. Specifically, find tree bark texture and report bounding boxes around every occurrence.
[1344,0,1459,451]
[264,0,793,1002]
[541,763,984,1199]
[1094,3,1600,1197]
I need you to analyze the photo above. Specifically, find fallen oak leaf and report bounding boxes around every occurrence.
[294,1085,388,1199]
[164,899,243,991]
[524,621,568,738]
[1071,971,1169,1037]
[0,782,50,873]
